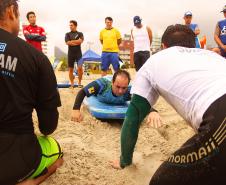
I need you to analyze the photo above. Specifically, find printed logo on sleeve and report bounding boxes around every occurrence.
[0,42,7,52]
[88,87,95,94]
[221,26,226,35]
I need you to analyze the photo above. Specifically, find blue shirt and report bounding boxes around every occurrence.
[218,19,226,45]
[84,77,131,105]
[187,24,200,48]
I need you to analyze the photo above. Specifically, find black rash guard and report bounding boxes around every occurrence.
[73,81,100,110]
[0,28,61,185]
[0,28,61,134]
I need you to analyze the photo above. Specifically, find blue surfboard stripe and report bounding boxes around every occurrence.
[84,96,129,119]
[57,82,78,88]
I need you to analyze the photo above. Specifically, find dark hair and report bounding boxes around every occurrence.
[70,20,77,26]
[0,0,18,20]
[161,24,196,48]
[105,17,113,22]
[112,70,131,84]
[26,11,35,20]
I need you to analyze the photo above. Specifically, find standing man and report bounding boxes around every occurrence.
[213,5,226,57]
[65,20,84,87]
[0,1,63,184]
[184,11,201,48]
[100,17,121,76]
[111,24,225,185]
[23,11,46,52]
[131,16,152,71]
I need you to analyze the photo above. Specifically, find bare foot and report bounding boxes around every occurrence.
[109,159,122,169]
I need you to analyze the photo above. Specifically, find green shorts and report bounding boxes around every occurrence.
[29,136,63,179]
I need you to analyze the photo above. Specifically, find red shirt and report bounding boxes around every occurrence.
[23,25,46,51]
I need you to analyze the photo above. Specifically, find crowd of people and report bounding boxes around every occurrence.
[21,5,226,86]
[0,0,226,185]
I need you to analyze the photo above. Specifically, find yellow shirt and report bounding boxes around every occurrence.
[100,28,121,52]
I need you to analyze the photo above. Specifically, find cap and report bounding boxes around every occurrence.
[184,11,192,17]
[221,5,226,12]
[133,16,142,25]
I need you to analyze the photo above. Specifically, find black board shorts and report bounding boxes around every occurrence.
[150,94,226,185]
[68,52,82,68]
[0,134,41,185]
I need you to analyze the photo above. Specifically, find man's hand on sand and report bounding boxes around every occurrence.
[71,110,83,122]
[147,111,163,128]
[109,160,122,169]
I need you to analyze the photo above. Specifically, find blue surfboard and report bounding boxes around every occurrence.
[84,96,129,119]
[57,81,78,88]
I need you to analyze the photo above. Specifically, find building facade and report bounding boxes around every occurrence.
[119,34,134,65]
[151,34,162,54]
[119,33,162,67]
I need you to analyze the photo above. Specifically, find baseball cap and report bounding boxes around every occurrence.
[133,16,142,25]
[184,11,192,17]
[221,5,226,12]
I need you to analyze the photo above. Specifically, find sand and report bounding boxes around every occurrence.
[33,69,194,185]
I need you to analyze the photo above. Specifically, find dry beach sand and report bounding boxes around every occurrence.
[33,69,195,185]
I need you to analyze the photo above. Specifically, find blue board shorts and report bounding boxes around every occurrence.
[101,52,119,71]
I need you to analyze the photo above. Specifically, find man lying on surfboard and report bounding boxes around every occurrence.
[71,69,161,123]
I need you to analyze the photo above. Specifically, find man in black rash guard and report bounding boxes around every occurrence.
[65,20,84,87]
[0,1,63,184]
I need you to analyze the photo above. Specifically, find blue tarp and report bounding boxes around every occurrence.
[78,49,101,65]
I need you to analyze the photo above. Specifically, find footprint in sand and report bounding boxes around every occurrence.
[129,153,163,185]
